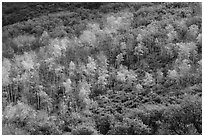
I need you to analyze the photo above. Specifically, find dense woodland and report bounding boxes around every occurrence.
[2,2,202,135]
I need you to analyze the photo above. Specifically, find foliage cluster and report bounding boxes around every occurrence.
[2,2,202,135]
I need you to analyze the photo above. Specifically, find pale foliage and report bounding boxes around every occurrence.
[69,61,76,71]
[136,33,144,42]
[146,22,159,35]
[46,37,71,59]
[120,42,127,53]
[168,69,179,80]
[78,63,87,74]
[60,100,68,115]
[178,59,191,76]
[2,58,11,86]
[126,69,138,87]
[63,78,72,93]
[134,42,146,56]
[116,65,138,85]
[21,52,36,70]
[60,37,72,50]
[198,59,202,66]
[156,69,164,82]
[197,59,202,72]
[176,42,197,58]
[174,19,187,29]
[79,30,97,46]
[79,79,91,106]
[162,43,175,58]
[97,52,109,69]
[14,51,36,70]
[105,12,133,33]
[188,24,199,37]
[48,39,64,57]
[79,22,103,47]
[196,33,202,44]
[97,64,109,87]
[172,58,191,79]
[116,53,124,65]
[142,72,155,87]
[3,101,36,122]
[54,65,64,74]
[167,29,178,42]
[13,35,36,47]
[39,31,50,45]
[97,53,109,87]
[135,84,144,91]
[136,22,159,42]
[87,23,102,35]
[165,24,175,32]
[116,65,128,83]
[38,87,53,112]
[86,56,97,74]
[97,73,109,87]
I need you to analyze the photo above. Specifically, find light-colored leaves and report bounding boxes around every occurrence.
[3,101,36,123]
[134,42,146,56]
[13,35,36,48]
[178,59,191,76]
[168,69,179,80]
[116,53,124,65]
[79,30,97,46]
[79,79,91,105]
[2,58,11,86]
[21,52,36,70]
[116,65,128,83]
[86,56,97,74]
[69,61,76,71]
[63,78,72,93]
[196,33,202,44]
[105,12,133,33]
[188,24,199,37]
[142,72,155,87]
[14,51,37,70]
[176,42,197,58]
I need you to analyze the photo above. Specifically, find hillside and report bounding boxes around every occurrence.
[2,2,202,135]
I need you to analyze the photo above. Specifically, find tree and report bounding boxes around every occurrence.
[2,58,12,86]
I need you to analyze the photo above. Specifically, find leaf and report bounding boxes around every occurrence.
[21,52,36,70]
[63,78,72,93]
[79,30,96,46]
[116,53,124,64]
[176,42,197,58]
[79,79,91,99]
[69,61,76,71]
[143,72,155,87]
[86,56,97,74]
[2,58,11,85]
[134,42,145,56]
[116,65,129,83]
[188,24,199,37]
[168,69,179,79]
[13,35,36,48]
[179,59,191,75]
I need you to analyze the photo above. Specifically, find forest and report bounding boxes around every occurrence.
[2,2,202,135]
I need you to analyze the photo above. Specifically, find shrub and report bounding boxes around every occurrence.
[162,95,202,134]
[72,125,98,135]
[95,114,112,134]
[2,123,29,135]
[3,102,37,127]
[12,35,36,53]
[108,117,151,135]
[2,58,12,86]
